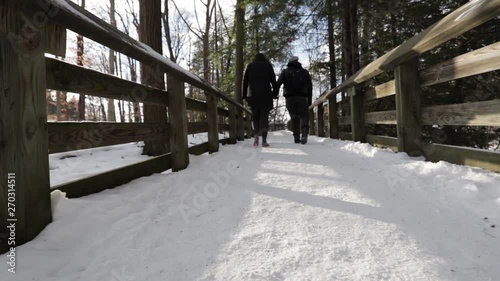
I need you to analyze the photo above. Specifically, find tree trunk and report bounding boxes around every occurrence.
[107,0,117,122]
[360,0,370,67]
[350,0,360,73]
[327,0,336,89]
[235,0,245,105]
[139,0,168,155]
[77,0,86,120]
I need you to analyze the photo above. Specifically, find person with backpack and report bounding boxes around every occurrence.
[242,53,278,147]
[276,56,313,144]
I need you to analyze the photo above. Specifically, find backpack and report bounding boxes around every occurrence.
[285,68,307,95]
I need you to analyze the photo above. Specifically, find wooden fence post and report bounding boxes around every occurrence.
[0,12,52,253]
[229,105,237,144]
[328,97,339,139]
[395,57,422,156]
[309,108,316,135]
[317,104,325,137]
[237,108,245,141]
[349,87,366,142]
[206,92,219,153]
[168,75,189,171]
[245,111,253,138]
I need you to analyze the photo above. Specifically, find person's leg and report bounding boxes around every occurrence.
[260,107,271,146]
[286,97,300,143]
[298,97,310,144]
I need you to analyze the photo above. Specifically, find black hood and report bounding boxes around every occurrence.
[254,53,267,62]
[287,61,302,68]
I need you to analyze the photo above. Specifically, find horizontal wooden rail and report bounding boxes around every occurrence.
[366,135,398,151]
[338,116,352,125]
[186,99,230,116]
[48,122,169,154]
[420,41,500,87]
[422,99,500,126]
[311,0,500,108]
[365,110,397,125]
[53,153,172,198]
[339,132,353,140]
[10,0,250,113]
[219,124,230,131]
[47,58,231,117]
[188,122,208,134]
[364,80,396,102]
[47,58,169,106]
[423,144,500,172]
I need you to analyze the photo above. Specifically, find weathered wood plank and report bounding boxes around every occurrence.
[339,115,352,125]
[245,111,253,137]
[219,124,230,131]
[46,58,169,106]
[420,42,500,87]
[168,76,189,171]
[185,98,228,116]
[228,105,237,144]
[188,122,208,135]
[1,4,65,56]
[48,122,169,154]
[366,135,398,152]
[0,31,51,252]
[423,144,500,173]
[54,154,172,198]
[188,142,210,156]
[339,132,353,140]
[206,92,219,153]
[421,99,500,126]
[365,110,397,125]
[317,104,325,137]
[364,80,396,101]
[395,58,422,156]
[46,23,66,57]
[312,0,500,107]
[328,98,339,139]
[350,87,366,142]
[309,109,316,135]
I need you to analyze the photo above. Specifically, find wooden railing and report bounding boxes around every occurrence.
[0,0,251,252]
[310,0,500,173]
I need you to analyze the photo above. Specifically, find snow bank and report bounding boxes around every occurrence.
[3,131,499,281]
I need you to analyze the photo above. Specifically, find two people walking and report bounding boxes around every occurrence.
[243,53,312,146]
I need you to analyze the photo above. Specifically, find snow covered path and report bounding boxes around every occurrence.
[4,131,500,281]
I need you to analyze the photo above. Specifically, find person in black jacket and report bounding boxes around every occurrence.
[243,53,278,147]
[276,56,313,144]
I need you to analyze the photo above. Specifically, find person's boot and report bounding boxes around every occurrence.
[301,135,308,144]
[253,134,259,146]
[301,125,308,144]
[262,130,269,147]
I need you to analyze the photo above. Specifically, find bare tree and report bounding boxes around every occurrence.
[77,0,86,120]
[107,0,117,121]
[140,0,168,155]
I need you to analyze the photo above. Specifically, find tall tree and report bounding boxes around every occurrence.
[234,0,245,105]
[139,0,168,155]
[107,0,117,122]
[77,0,86,120]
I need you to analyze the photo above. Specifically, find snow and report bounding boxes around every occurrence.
[49,133,227,187]
[4,131,500,280]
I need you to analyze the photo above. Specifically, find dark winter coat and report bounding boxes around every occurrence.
[276,61,313,105]
[242,53,278,109]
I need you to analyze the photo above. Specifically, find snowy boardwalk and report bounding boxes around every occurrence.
[4,131,500,281]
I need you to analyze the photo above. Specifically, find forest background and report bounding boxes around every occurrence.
[45,0,500,151]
